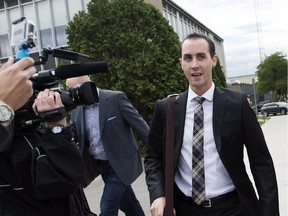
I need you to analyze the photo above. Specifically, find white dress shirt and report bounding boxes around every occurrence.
[175,83,235,198]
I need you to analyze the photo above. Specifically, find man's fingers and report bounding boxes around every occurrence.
[53,92,63,106]
[0,57,14,71]
[14,57,36,76]
[26,65,37,77]
[42,89,50,98]
[33,90,64,113]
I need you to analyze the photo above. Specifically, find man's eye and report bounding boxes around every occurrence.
[197,55,205,60]
[184,56,192,61]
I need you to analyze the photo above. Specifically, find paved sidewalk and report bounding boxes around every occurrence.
[257,115,287,216]
[84,115,288,215]
[84,162,150,215]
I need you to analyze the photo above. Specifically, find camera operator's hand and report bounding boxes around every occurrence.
[32,89,66,127]
[0,57,36,111]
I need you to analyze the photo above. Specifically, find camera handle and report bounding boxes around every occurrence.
[38,107,66,123]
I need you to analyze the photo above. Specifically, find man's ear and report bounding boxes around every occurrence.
[179,58,183,69]
[212,55,218,67]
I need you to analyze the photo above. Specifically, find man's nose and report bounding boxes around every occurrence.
[190,59,199,69]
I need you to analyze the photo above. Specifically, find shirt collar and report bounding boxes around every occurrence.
[188,82,215,102]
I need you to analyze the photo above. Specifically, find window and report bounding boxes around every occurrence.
[55,25,68,46]
[21,0,32,3]
[40,28,53,49]
[0,34,11,58]
[7,0,18,7]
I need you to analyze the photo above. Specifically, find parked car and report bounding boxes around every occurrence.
[252,100,271,113]
[260,102,288,117]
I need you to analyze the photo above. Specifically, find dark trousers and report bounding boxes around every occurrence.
[98,160,144,216]
[174,185,242,216]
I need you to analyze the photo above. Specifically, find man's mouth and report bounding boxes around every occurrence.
[191,73,202,77]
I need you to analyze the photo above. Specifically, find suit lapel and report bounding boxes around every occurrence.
[98,90,108,135]
[213,87,226,152]
[173,90,188,162]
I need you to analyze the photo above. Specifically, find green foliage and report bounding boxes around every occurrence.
[257,116,270,126]
[66,0,186,122]
[212,59,226,87]
[257,52,287,101]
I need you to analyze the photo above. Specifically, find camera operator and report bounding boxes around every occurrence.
[0,88,95,216]
[0,56,36,151]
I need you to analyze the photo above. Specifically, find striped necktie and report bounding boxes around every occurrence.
[192,96,205,205]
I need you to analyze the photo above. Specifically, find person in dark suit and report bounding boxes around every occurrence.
[144,33,279,216]
[67,76,149,216]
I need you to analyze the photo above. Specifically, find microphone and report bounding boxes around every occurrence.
[32,61,109,81]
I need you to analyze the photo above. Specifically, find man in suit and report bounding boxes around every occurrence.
[66,76,149,216]
[144,33,279,216]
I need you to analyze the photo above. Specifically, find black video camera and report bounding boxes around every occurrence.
[14,48,108,132]
[11,17,108,132]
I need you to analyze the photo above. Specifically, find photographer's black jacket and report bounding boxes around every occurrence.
[0,122,14,152]
[0,127,85,216]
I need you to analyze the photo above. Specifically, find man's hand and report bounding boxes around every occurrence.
[150,197,176,216]
[0,57,36,111]
[32,89,66,127]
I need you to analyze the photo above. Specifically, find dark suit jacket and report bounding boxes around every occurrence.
[71,89,149,187]
[144,87,279,216]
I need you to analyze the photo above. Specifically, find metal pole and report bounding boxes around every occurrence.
[252,78,258,114]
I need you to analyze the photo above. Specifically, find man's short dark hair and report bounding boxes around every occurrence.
[181,33,216,58]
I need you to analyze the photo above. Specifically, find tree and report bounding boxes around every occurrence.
[212,59,226,88]
[256,52,287,101]
[66,0,187,122]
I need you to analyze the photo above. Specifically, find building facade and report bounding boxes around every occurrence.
[0,0,226,74]
[161,0,226,74]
